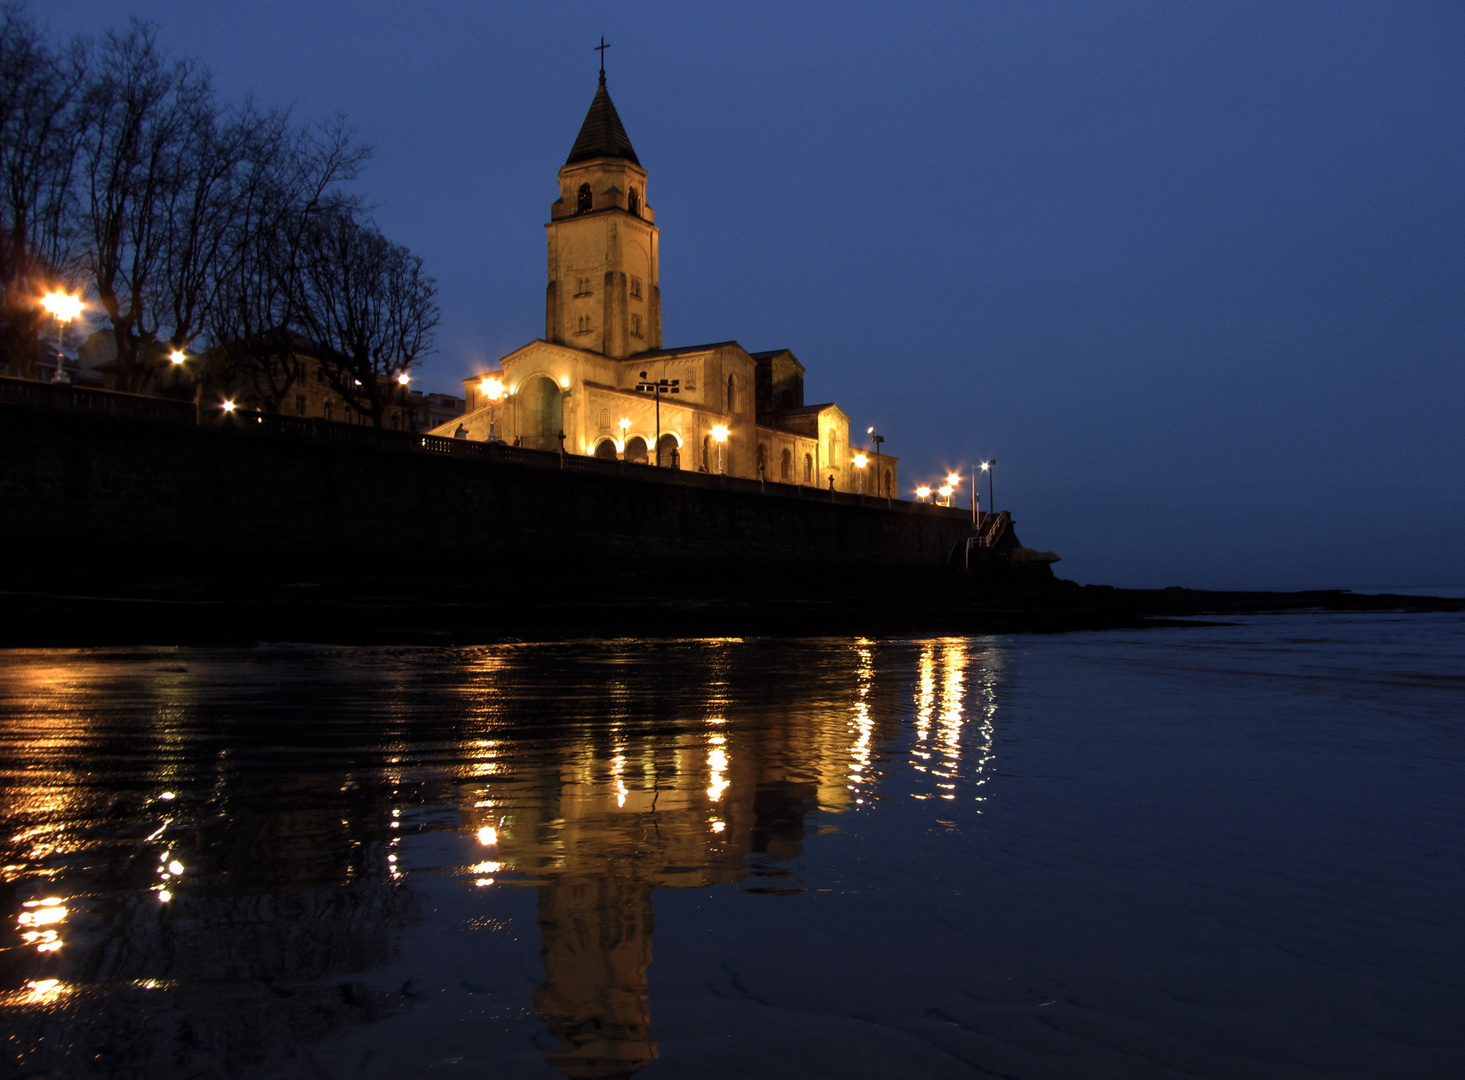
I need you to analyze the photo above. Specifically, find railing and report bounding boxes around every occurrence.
[0,374,195,426]
[1,374,980,519]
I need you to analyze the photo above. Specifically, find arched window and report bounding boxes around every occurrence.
[597,408,610,430]
[883,469,892,496]
[780,448,792,481]
[727,374,737,414]
[576,183,592,213]
[628,185,641,216]
[803,454,813,484]
[756,443,767,477]
[778,389,792,408]
[702,435,711,472]
[593,438,617,460]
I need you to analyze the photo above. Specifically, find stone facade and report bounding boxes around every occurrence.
[433,76,897,498]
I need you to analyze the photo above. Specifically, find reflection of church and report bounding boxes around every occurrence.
[432,73,900,497]
[460,638,992,1078]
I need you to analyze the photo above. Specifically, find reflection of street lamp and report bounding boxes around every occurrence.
[40,291,83,384]
[711,424,728,474]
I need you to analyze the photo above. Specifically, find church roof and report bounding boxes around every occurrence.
[566,79,641,166]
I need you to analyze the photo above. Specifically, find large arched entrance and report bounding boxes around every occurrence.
[656,433,679,468]
[519,376,563,451]
[592,438,617,460]
[624,436,648,464]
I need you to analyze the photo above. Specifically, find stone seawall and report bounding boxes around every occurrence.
[0,398,976,576]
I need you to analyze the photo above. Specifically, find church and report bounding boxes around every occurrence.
[432,72,898,498]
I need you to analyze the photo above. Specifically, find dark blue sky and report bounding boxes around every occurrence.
[48,1,1465,589]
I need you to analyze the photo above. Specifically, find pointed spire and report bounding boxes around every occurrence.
[565,80,640,166]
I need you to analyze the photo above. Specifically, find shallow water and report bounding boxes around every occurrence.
[2,613,1463,1079]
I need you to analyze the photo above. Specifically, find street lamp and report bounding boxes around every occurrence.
[618,417,630,454]
[479,376,505,441]
[938,483,953,507]
[40,291,83,383]
[710,424,728,474]
[635,370,680,465]
[981,460,996,513]
[867,426,886,498]
[853,453,868,494]
[168,346,203,423]
[396,371,412,432]
[915,485,931,503]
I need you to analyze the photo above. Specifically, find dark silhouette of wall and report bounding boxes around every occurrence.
[0,394,974,576]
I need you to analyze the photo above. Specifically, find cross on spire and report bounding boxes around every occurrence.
[595,37,609,84]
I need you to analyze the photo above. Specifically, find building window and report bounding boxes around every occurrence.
[803,453,813,484]
[780,448,792,481]
[575,276,591,296]
[756,443,767,477]
[702,435,711,472]
[390,413,399,430]
[727,374,738,414]
[295,395,306,416]
[323,400,332,421]
[883,470,892,496]
[576,183,592,213]
[316,366,324,383]
[344,406,353,424]
[778,388,792,408]
[630,313,642,337]
[630,276,642,299]
[628,185,641,216]
[576,315,592,334]
[598,408,610,431]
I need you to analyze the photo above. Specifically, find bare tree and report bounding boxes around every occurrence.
[294,204,438,426]
[0,2,85,374]
[207,116,368,412]
[75,21,218,393]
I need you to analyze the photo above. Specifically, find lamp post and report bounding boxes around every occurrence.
[981,460,996,513]
[853,453,868,494]
[618,417,630,458]
[479,376,505,441]
[711,424,728,474]
[946,471,962,510]
[169,347,203,424]
[40,292,83,384]
[635,370,680,465]
[915,485,931,504]
[938,483,953,507]
[866,426,887,498]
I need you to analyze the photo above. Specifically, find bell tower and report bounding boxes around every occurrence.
[545,73,661,359]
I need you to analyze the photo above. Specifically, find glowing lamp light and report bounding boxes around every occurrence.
[981,461,991,471]
[169,350,186,365]
[479,377,504,401]
[41,292,83,322]
[916,486,931,500]
[939,484,953,498]
[867,426,875,435]
[397,372,411,386]
[559,375,570,389]
[711,425,728,442]
[618,417,630,431]
[946,473,961,486]
[854,454,868,469]
[221,400,236,413]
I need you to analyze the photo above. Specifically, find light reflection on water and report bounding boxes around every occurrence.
[5,620,1461,1079]
[0,638,996,1078]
